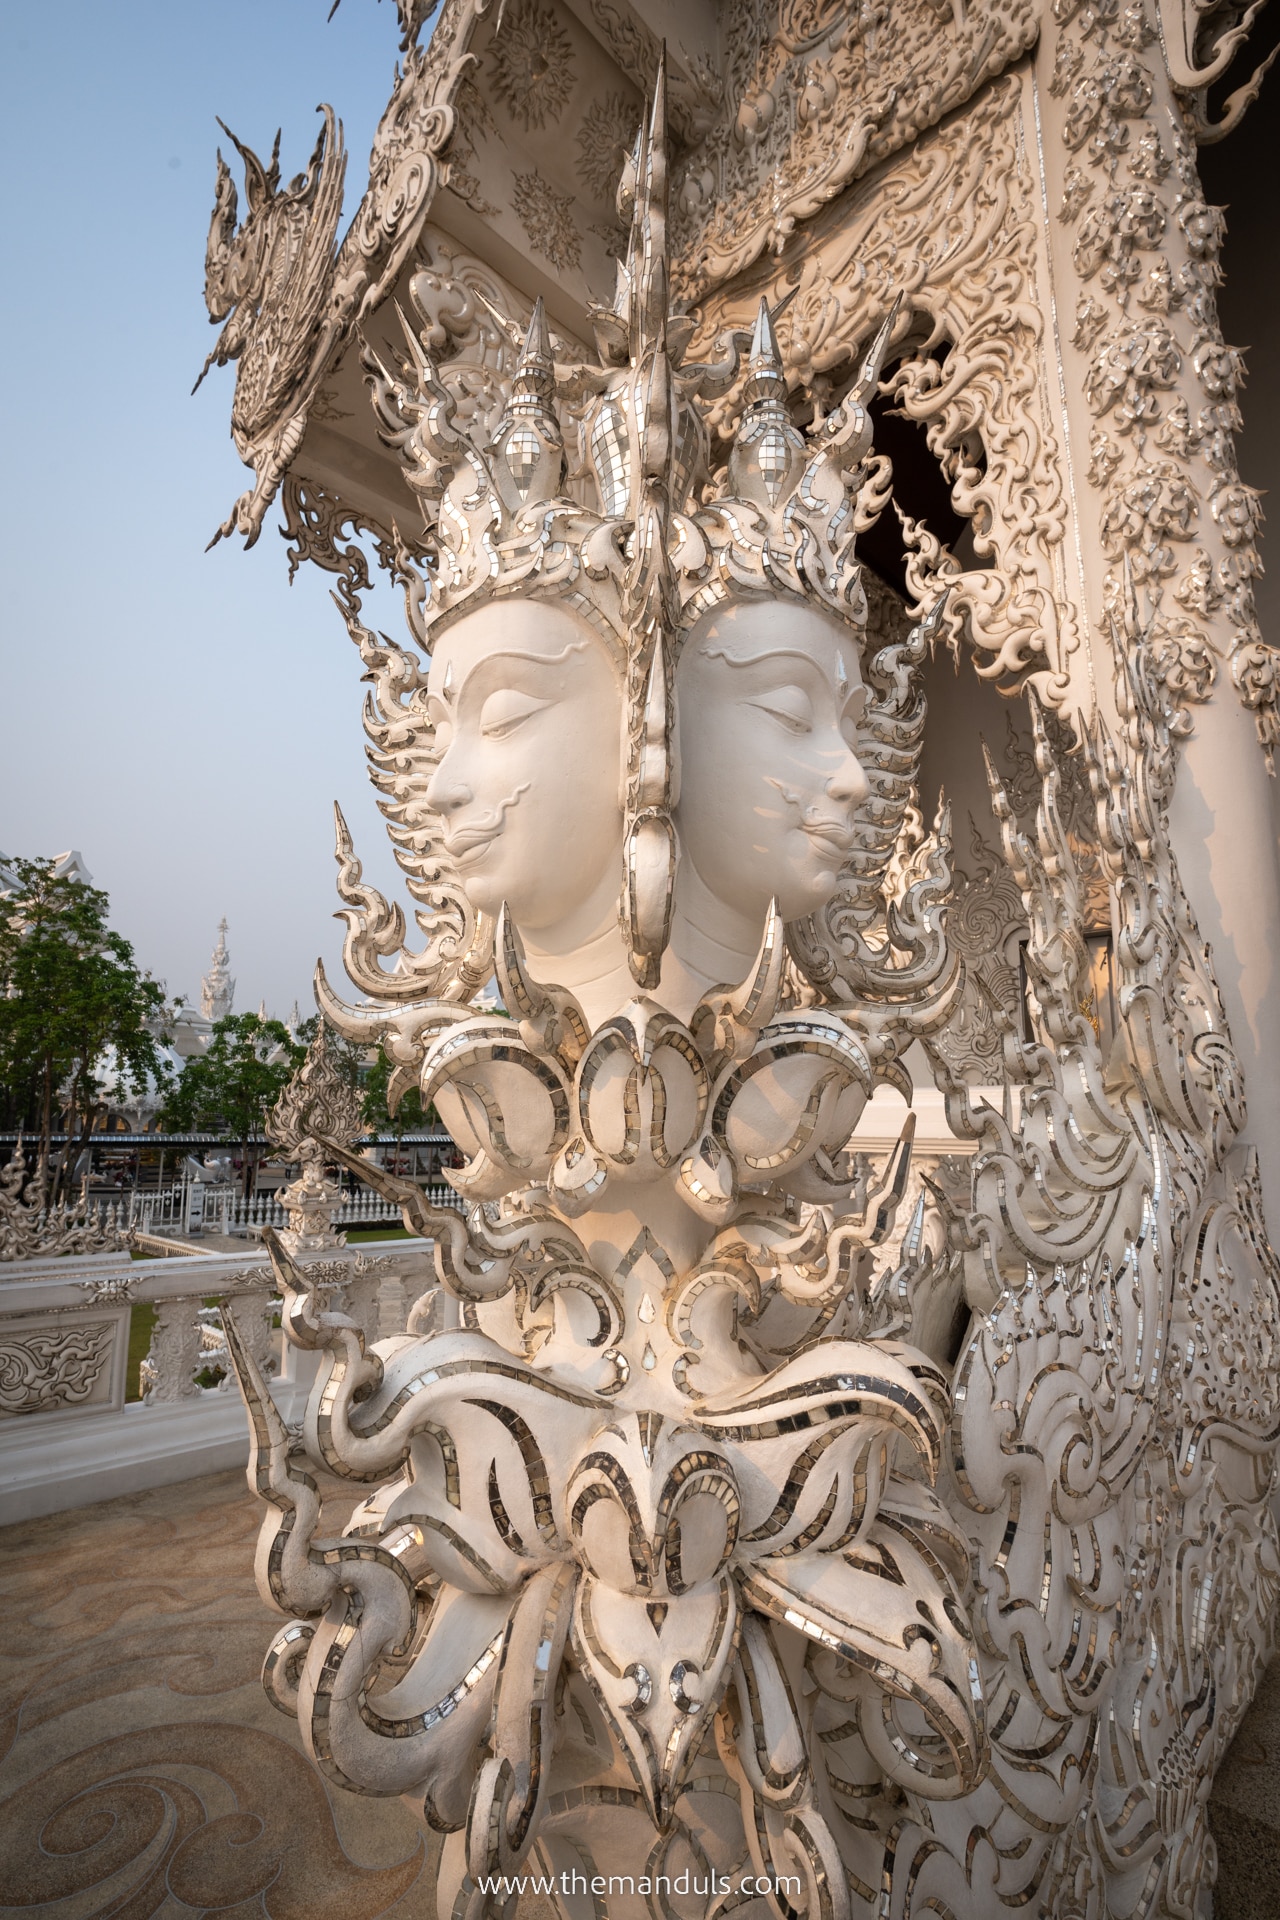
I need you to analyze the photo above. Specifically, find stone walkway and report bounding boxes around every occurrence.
[0,1466,1273,1917]
[1210,1654,1280,1919]
[0,1469,440,1918]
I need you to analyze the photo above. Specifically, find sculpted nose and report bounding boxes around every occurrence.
[425,759,473,813]
[827,748,870,808]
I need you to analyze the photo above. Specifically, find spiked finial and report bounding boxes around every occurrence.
[746,298,785,387]
[630,57,669,364]
[491,295,565,509]
[590,65,669,376]
[728,297,807,509]
[811,294,902,471]
[740,299,792,424]
[516,295,552,385]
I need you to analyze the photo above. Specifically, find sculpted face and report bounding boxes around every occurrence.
[675,598,870,938]
[425,599,624,940]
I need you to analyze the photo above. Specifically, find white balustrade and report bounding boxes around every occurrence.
[0,1234,435,1525]
[127,1176,464,1241]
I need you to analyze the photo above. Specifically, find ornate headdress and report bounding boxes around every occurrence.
[355,58,900,996]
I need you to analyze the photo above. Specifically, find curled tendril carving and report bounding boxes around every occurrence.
[216,38,1279,1920]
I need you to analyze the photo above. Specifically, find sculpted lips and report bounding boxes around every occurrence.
[443,821,503,862]
[441,784,531,863]
[801,817,857,859]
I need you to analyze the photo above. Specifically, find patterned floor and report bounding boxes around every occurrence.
[0,1469,440,1918]
[0,1465,1273,1917]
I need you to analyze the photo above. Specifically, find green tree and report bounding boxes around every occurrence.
[362,1042,431,1141]
[162,1012,306,1197]
[0,858,171,1199]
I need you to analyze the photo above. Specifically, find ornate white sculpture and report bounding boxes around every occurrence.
[0,1139,131,1263]
[266,1026,365,1253]
[214,26,1280,1920]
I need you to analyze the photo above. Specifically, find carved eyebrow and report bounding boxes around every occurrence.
[698,644,833,672]
[430,639,590,704]
[700,643,868,712]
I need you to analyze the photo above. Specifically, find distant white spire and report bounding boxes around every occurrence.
[201,918,235,1022]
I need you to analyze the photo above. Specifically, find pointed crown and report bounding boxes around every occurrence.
[358,55,897,987]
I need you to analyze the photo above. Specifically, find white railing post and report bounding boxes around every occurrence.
[345,1263,380,1335]
[142,1298,204,1403]
[376,1268,411,1339]
[223,1289,277,1381]
[0,1237,432,1525]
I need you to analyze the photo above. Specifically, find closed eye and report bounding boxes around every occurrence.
[747,688,814,734]
[479,690,553,739]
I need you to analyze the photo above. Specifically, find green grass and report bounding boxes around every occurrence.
[124,1298,239,1401]
[123,1231,417,1401]
[125,1303,157,1403]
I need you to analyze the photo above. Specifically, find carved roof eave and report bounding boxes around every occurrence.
[204,0,1278,560]
[205,0,484,550]
[207,0,1053,555]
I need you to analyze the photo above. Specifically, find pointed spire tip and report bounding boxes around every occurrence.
[750,296,781,367]
[522,294,550,363]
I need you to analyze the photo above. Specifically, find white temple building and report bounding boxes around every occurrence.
[0,848,94,896]
[161,919,237,1060]
[199,917,235,1022]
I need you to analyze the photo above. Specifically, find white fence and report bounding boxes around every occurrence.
[128,1178,465,1238]
[0,1236,435,1525]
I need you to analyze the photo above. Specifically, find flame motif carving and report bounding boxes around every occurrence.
[215,36,1280,1920]
[232,1139,985,1920]
[0,1142,131,1263]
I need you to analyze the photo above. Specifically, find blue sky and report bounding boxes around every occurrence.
[0,0,414,1016]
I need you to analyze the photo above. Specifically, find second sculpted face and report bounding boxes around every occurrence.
[675,598,871,944]
[425,598,624,943]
